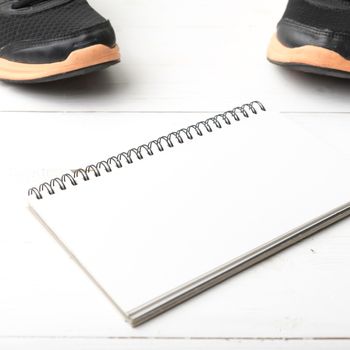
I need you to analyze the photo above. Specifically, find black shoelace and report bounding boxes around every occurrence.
[11,0,52,9]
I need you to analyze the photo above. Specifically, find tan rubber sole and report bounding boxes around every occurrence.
[267,33,350,73]
[0,44,120,82]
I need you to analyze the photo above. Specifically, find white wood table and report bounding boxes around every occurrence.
[1,1,350,349]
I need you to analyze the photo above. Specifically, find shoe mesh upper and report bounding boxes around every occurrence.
[0,0,106,48]
[282,0,350,33]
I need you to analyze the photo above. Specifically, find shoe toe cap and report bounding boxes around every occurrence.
[0,21,116,64]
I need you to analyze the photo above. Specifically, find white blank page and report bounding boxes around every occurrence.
[29,113,350,320]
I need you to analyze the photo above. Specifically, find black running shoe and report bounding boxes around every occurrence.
[0,0,120,83]
[267,0,350,79]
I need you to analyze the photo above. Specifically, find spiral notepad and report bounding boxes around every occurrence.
[28,102,350,326]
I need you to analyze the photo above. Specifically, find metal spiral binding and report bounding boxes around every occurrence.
[28,101,265,200]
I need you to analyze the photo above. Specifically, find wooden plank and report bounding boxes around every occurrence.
[1,338,350,350]
[0,0,348,112]
[1,0,350,347]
